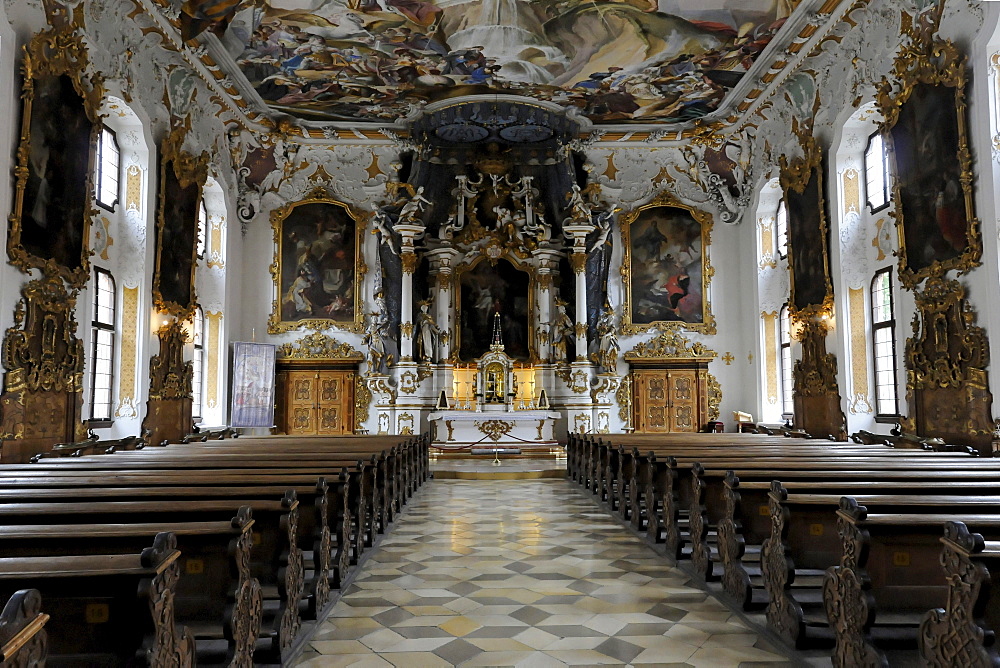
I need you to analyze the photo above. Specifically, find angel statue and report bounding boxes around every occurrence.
[364,295,393,374]
[551,301,575,363]
[396,186,431,225]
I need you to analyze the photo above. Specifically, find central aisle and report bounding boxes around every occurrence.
[294,480,792,667]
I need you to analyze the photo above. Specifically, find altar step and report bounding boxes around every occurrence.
[430,453,566,480]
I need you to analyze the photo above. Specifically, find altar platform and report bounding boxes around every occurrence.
[430,449,566,480]
[427,409,561,449]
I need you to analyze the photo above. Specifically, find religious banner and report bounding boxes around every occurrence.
[230,342,276,428]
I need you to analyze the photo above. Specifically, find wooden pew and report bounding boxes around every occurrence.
[0,532,194,666]
[0,589,48,666]
[919,521,1000,667]
[0,510,260,666]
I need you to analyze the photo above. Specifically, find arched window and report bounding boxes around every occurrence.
[775,200,788,259]
[192,307,204,420]
[94,125,120,212]
[865,132,891,213]
[90,268,116,422]
[779,305,793,417]
[871,268,899,416]
[196,199,208,260]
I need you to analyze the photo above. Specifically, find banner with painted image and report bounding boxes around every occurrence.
[230,342,276,428]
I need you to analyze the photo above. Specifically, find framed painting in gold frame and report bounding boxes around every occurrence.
[152,132,207,320]
[780,137,833,318]
[620,193,715,336]
[877,40,979,289]
[7,30,104,288]
[269,190,366,334]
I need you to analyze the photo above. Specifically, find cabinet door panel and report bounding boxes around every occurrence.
[668,371,698,433]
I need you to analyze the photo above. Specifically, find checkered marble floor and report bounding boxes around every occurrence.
[293,479,793,667]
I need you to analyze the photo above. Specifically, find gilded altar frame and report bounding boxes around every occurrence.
[268,189,367,334]
[876,40,979,289]
[7,28,104,289]
[152,127,208,320]
[779,136,834,321]
[620,192,716,336]
[453,253,536,363]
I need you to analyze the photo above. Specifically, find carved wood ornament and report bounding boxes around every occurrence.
[142,321,193,446]
[901,276,994,451]
[0,275,87,462]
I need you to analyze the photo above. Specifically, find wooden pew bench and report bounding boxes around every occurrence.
[0,589,49,666]
[918,521,1000,667]
[823,500,1000,665]
[0,512,260,666]
[0,532,194,667]
[0,480,307,662]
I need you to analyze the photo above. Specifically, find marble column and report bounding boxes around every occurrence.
[395,222,425,362]
[426,247,459,362]
[534,249,561,363]
[562,223,594,362]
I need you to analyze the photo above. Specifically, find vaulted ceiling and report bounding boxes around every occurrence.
[188,0,803,126]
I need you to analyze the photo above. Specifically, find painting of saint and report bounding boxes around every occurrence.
[890,82,969,275]
[225,0,790,123]
[277,201,358,325]
[155,161,200,315]
[14,73,93,278]
[785,161,830,312]
[626,206,704,326]
[458,258,530,361]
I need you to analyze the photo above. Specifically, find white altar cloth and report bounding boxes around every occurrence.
[428,410,561,447]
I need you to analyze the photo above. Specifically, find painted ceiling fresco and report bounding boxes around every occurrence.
[225,0,795,124]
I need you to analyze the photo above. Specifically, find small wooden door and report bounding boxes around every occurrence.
[279,370,355,435]
[632,366,708,434]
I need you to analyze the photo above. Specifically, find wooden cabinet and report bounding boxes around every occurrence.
[277,369,355,436]
[632,362,710,433]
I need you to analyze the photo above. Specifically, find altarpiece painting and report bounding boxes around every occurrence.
[781,140,832,314]
[621,195,714,335]
[878,41,979,288]
[457,258,531,362]
[270,195,365,333]
[153,134,206,319]
[8,31,102,288]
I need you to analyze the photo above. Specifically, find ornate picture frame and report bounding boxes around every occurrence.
[269,190,367,334]
[877,40,979,289]
[780,137,834,319]
[620,192,715,336]
[7,29,104,288]
[152,129,207,319]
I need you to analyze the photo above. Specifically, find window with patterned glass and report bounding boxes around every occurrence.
[775,200,788,259]
[90,268,116,422]
[94,126,120,212]
[196,199,208,260]
[871,268,899,416]
[865,132,891,213]
[192,307,204,420]
[779,305,794,417]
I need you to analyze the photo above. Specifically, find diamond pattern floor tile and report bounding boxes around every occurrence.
[292,479,794,666]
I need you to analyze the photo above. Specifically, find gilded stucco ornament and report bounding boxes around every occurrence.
[8,27,105,289]
[875,40,980,289]
[624,330,718,361]
[619,191,716,336]
[276,332,364,361]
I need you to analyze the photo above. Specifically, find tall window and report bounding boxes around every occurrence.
[775,200,788,259]
[196,199,208,259]
[90,268,116,422]
[192,307,205,420]
[871,268,899,416]
[94,126,120,211]
[779,305,794,416]
[865,132,891,212]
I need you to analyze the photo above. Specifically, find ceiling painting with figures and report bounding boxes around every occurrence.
[225,0,796,123]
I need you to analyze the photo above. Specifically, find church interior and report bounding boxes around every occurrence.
[4,0,1000,664]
